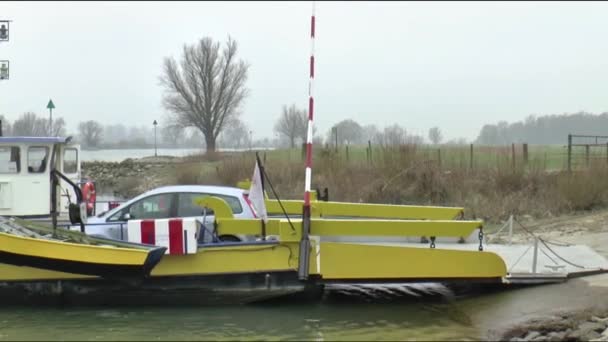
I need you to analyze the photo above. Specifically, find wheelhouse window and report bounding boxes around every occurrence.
[63,148,78,174]
[27,146,49,173]
[0,146,20,173]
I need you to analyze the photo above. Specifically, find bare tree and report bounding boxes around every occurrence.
[328,119,364,146]
[46,117,66,137]
[161,123,184,148]
[12,112,49,136]
[0,115,11,136]
[274,104,307,148]
[362,124,380,144]
[382,124,407,146]
[220,118,249,149]
[428,126,443,145]
[160,36,249,155]
[104,123,128,143]
[78,120,103,148]
[183,128,205,148]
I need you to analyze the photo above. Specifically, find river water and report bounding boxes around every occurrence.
[0,288,480,341]
[3,275,608,341]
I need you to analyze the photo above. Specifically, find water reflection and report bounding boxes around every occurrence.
[4,277,606,341]
[0,285,480,341]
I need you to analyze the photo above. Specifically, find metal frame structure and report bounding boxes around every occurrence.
[567,134,608,171]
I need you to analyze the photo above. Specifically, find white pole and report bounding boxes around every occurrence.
[532,237,539,274]
[508,214,513,245]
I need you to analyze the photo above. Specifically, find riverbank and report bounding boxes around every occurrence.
[83,151,608,225]
[82,157,178,198]
[485,211,608,341]
[499,309,608,341]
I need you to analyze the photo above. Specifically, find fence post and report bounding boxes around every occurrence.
[437,148,441,168]
[523,143,528,166]
[586,144,590,167]
[469,143,474,170]
[567,134,572,172]
[301,142,306,161]
[511,143,516,171]
[606,142,608,165]
[346,145,349,162]
[368,140,372,164]
[334,127,338,153]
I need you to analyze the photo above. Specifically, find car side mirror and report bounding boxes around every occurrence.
[122,212,131,221]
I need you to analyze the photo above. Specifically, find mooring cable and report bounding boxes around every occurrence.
[513,216,587,269]
[258,157,297,234]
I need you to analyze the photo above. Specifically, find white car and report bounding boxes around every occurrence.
[77,185,258,242]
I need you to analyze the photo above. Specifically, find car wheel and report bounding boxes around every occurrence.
[218,235,241,242]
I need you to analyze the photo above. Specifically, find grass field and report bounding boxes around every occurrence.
[157,143,608,224]
[248,143,608,172]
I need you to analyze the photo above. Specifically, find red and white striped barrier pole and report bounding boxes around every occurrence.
[298,1,315,281]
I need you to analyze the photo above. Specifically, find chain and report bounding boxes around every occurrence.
[478,227,484,251]
[430,236,436,249]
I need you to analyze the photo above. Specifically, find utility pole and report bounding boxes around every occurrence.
[153,120,158,157]
[47,99,55,136]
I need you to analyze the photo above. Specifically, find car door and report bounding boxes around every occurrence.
[108,192,177,240]
[176,192,216,242]
[176,192,250,243]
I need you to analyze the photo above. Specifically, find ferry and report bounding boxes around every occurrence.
[0,136,605,306]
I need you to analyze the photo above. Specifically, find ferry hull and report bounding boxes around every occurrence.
[0,271,312,306]
[0,232,166,278]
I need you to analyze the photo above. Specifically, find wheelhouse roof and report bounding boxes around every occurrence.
[0,136,73,144]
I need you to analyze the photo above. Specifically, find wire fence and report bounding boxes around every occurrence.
[255,139,608,173]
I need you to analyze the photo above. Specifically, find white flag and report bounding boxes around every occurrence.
[248,160,268,223]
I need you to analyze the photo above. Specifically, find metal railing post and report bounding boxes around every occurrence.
[532,236,539,274]
[508,214,513,245]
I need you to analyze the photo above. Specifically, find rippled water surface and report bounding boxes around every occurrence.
[0,300,480,341]
[3,276,606,341]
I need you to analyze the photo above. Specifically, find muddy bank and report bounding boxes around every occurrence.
[498,309,608,341]
[481,211,608,341]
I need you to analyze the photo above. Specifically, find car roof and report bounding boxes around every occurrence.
[142,185,245,197]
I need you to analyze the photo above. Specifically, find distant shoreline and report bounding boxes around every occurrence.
[80,147,274,151]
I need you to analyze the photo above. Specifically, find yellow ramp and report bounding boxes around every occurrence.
[265,200,464,220]
[319,242,507,281]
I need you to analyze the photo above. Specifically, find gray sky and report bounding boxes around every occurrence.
[1,1,608,142]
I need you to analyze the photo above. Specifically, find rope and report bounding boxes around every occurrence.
[485,217,511,244]
[260,160,297,234]
[539,237,587,269]
[508,244,533,274]
[539,246,559,265]
[513,216,588,270]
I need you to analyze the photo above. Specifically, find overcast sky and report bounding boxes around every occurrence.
[1,1,608,142]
